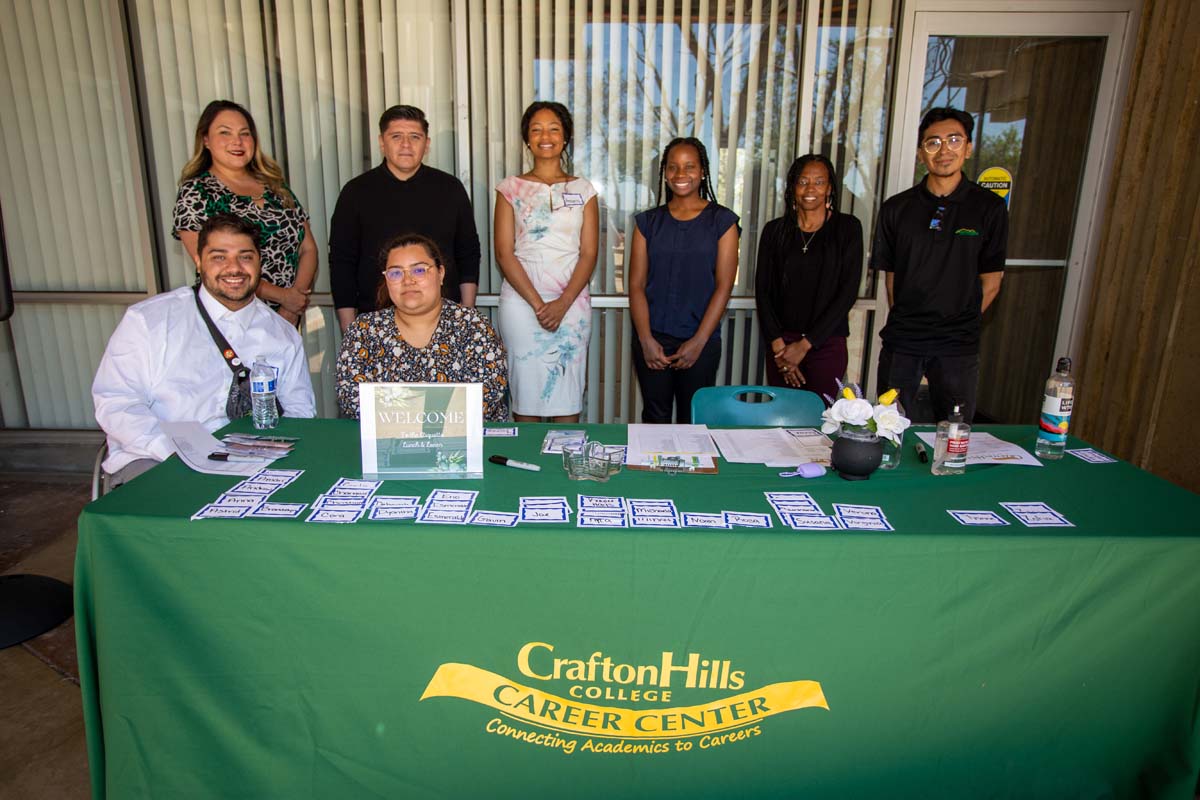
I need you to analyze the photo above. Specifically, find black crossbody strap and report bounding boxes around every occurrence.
[194,285,249,383]
[193,286,284,416]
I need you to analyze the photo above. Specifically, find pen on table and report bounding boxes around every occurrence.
[208,452,265,463]
[914,441,929,463]
[489,454,541,472]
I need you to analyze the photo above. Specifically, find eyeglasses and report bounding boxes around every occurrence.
[929,205,946,232]
[382,263,434,282]
[921,134,967,154]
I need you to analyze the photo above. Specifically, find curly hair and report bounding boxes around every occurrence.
[782,154,839,223]
[773,153,843,265]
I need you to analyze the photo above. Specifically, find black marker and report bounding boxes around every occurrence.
[208,452,263,463]
[489,454,541,472]
[914,441,929,463]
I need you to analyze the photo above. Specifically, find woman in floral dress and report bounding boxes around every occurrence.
[494,101,599,422]
[173,99,316,326]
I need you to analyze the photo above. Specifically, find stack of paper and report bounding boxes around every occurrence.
[710,428,832,467]
[625,424,719,468]
[914,432,1042,467]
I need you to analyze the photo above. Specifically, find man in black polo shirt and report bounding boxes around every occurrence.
[873,106,1007,422]
[329,105,481,332]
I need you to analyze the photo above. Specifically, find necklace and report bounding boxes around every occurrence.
[798,227,819,254]
[797,210,829,252]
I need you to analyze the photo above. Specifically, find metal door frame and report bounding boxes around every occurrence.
[866,0,1140,397]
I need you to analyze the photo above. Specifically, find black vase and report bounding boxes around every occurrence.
[831,428,883,481]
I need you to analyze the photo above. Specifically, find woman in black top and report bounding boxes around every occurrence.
[755,154,863,401]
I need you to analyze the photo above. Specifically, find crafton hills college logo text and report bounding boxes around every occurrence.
[419,641,828,756]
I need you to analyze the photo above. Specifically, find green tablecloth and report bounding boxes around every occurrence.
[76,420,1200,798]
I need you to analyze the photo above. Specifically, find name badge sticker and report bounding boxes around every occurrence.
[561,192,584,207]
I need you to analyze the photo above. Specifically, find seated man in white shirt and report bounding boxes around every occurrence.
[92,213,317,486]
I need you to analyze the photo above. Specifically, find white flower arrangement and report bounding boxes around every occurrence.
[821,383,912,444]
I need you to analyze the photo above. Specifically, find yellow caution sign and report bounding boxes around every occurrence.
[978,166,1013,207]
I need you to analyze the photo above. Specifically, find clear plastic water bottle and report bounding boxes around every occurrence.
[931,404,969,476]
[249,356,279,429]
[1035,357,1074,460]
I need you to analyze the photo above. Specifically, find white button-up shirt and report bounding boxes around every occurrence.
[92,285,317,473]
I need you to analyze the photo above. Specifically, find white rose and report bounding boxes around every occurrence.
[820,405,841,435]
[873,403,911,443]
[841,398,874,427]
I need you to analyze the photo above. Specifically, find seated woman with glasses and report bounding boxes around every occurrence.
[336,234,509,420]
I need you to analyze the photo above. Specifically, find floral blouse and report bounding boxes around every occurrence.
[173,172,309,289]
[336,301,510,421]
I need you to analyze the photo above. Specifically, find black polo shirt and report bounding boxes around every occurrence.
[872,176,1007,356]
[329,163,481,310]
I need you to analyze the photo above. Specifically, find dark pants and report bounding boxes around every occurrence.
[877,347,980,423]
[764,334,847,404]
[632,331,722,424]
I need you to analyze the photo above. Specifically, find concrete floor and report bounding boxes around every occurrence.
[0,475,92,799]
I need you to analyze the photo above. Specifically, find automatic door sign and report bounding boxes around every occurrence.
[979,166,1013,208]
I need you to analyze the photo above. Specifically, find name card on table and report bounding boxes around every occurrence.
[358,383,483,480]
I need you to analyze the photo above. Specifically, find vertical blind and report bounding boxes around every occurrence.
[0,0,898,428]
[809,0,894,297]
[0,0,152,293]
[454,0,811,419]
[0,0,154,427]
[456,0,806,297]
[128,0,457,292]
[808,0,896,384]
[126,0,455,417]
[128,0,281,289]
[7,305,129,427]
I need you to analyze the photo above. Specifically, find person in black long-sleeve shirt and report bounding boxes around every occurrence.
[329,105,481,332]
[755,154,863,402]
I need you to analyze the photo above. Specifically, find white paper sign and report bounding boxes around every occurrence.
[358,383,484,480]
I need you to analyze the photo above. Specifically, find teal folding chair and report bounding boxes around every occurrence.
[691,385,826,427]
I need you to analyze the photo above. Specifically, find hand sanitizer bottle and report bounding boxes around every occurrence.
[931,404,969,476]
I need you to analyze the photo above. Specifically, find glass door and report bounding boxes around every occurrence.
[873,5,1135,423]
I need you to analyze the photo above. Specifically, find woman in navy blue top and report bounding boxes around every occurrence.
[628,137,739,423]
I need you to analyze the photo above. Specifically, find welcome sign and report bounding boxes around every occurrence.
[420,641,828,756]
[358,383,484,479]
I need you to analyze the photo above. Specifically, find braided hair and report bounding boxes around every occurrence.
[769,154,845,299]
[657,137,717,204]
[775,154,840,250]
